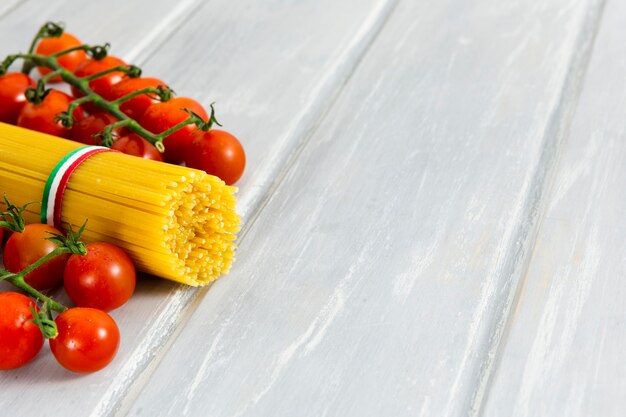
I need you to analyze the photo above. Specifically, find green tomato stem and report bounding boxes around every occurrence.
[110,86,165,106]
[61,96,93,128]
[10,53,171,147]
[82,65,133,82]
[7,41,212,157]
[27,22,65,55]
[30,305,59,339]
[154,117,199,141]
[1,247,73,313]
[3,273,67,313]
[19,247,71,278]
[39,69,64,84]
[97,119,131,146]
[50,44,91,59]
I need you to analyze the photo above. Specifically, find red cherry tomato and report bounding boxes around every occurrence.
[140,97,208,164]
[17,89,84,138]
[0,73,36,124]
[185,130,246,185]
[111,134,163,161]
[35,33,87,82]
[0,292,44,370]
[49,307,120,373]
[3,224,70,290]
[72,56,127,111]
[108,77,166,120]
[69,112,126,145]
[63,242,136,311]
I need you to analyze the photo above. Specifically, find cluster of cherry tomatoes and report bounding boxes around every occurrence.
[0,29,245,185]
[0,217,135,373]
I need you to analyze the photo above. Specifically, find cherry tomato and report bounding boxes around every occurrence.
[63,242,136,311]
[185,130,246,185]
[0,292,44,370]
[69,112,126,145]
[36,33,87,82]
[3,224,69,290]
[0,72,36,124]
[111,134,163,161]
[140,97,208,163]
[49,307,120,373]
[72,56,127,112]
[108,77,166,120]
[17,89,84,138]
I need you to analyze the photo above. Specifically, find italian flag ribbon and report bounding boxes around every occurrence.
[41,146,114,230]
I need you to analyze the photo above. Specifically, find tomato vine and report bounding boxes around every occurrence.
[0,22,213,150]
[1,195,124,372]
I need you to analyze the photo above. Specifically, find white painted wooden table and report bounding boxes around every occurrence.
[0,0,624,416]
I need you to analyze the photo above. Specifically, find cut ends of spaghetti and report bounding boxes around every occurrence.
[0,122,240,287]
[164,172,239,286]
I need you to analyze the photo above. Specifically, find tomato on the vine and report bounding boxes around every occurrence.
[140,97,208,164]
[63,242,136,311]
[69,112,126,145]
[72,55,128,109]
[35,33,87,82]
[111,134,163,161]
[185,130,246,185]
[0,72,36,124]
[108,77,166,120]
[0,292,44,370]
[3,224,69,290]
[17,89,84,138]
[49,307,120,373]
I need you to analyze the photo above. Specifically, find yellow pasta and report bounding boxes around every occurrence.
[0,122,240,286]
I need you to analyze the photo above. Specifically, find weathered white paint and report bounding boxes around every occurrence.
[0,0,400,416]
[2,0,620,416]
[0,0,20,19]
[0,0,202,59]
[482,1,625,416]
[125,1,605,416]
[0,0,207,415]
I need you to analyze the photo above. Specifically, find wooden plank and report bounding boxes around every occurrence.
[0,0,399,416]
[125,1,604,416]
[0,0,21,20]
[482,1,626,416]
[0,0,205,414]
[0,0,202,59]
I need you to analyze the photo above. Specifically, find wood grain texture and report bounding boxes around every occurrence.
[0,0,399,416]
[125,1,603,416]
[0,1,206,416]
[0,0,21,20]
[0,0,202,59]
[482,1,625,416]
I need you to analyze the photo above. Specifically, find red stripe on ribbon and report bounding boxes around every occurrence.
[52,148,115,230]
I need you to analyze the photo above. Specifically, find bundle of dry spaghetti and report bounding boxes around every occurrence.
[0,122,239,286]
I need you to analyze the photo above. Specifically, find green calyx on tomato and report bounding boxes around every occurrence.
[2,21,247,183]
[64,242,136,311]
[0,194,31,233]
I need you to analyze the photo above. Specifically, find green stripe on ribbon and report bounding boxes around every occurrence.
[40,146,91,224]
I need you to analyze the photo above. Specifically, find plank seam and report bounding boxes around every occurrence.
[472,1,607,416]
[0,0,28,22]
[238,0,402,244]
[108,1,402,416]
[122,0,207,64]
